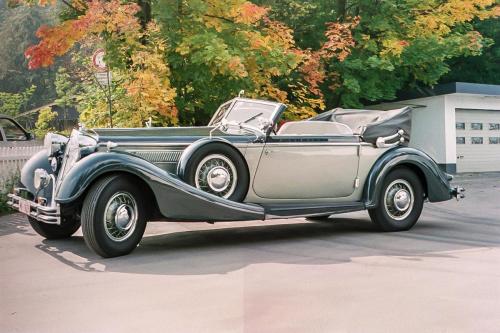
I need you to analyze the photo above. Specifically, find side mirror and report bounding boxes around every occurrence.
[26,132,34,140]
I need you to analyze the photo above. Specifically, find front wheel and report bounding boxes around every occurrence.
[368,168,424,232]
[81,175,147,258]
[28,216,80,239]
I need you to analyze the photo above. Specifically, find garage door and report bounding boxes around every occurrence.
[455,109,500,172]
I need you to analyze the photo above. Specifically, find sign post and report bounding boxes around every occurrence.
[92,49,113,128]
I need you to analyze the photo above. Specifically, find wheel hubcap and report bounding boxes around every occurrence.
[207,167,231,192]
[195,154,237,199]
[104,192,138,242]
[393,189,411,211]
[384,179,414,221]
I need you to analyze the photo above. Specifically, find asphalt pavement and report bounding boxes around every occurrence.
[1,173,499,333]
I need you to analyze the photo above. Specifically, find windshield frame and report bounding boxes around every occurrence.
[208,98,285,133]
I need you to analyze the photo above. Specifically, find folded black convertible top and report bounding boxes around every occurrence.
[310,107,412,145]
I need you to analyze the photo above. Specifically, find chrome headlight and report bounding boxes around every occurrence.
[34,168,50,191]
[44,133,68,157]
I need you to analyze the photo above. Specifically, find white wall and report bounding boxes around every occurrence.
[371,96,448,164]
[372,93,500,168]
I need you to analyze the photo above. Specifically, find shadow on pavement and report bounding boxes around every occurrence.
[30,211,500,276]
[3,172,499,276]
[0,213,35,237]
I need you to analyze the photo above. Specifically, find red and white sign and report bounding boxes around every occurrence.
[92,49,107,71]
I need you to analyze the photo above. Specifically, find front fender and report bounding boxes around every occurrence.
[363,147,453,208]
[56,151,264,221]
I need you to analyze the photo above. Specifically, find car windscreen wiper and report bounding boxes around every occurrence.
[242,112,263,124]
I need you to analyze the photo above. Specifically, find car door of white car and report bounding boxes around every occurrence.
[252,135,361,199]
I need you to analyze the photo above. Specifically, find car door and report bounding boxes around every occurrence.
[252,135,360,199]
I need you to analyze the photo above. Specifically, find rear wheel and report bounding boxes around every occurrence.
[368,168,424,231]
[81,175,147,258]
[28,216,80,239]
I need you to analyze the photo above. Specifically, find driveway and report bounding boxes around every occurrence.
[1,173,499,333]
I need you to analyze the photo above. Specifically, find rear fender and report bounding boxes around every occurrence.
[363,147,453,208]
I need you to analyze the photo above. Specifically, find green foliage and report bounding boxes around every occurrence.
[55,67,79,108]
[34,106,57,137]
[258,0,500,108]
[442,18,500,85]
[0,3,58,110]
[1,0,498,127]
[0,171,19,215]
[0,85,36,115]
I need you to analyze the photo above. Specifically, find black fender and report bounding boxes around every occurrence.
[176,137,247,180]
[363,147,453,208]
[56,151,264,222]
[20,149,53,199]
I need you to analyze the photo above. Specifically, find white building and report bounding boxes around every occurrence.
[373,82,500,173]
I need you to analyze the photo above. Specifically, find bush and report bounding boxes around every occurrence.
[0,171,20,215]
[34,106,57,139]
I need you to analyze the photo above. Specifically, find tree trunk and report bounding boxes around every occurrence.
[336,0,347,21]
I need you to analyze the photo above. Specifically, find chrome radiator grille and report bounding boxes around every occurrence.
[128,150,182,163]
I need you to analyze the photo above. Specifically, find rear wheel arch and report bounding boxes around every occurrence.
[387,163,428,198]
[364,157,430,208]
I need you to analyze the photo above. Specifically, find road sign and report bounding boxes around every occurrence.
[95,71,112,86]
[92,49,107,71]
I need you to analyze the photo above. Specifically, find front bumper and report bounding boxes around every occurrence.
[7,188,60,224]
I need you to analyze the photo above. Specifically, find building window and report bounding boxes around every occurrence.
[456,137,466,144]
[489,137,500,144]
[471,137,483,144]
[471,123,483,130]
[456,122,465,130]
[489,123,500,130]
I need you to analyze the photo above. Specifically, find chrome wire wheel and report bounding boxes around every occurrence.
[195,154,237,199]
[103,191,138,242]
[384,179,414,221]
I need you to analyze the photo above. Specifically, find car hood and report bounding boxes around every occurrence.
[92,126,254,145]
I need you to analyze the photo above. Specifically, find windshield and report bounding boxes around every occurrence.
[224,101,278,127]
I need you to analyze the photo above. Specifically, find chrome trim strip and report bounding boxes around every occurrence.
[264,142,361,147]
[99,142,193,147]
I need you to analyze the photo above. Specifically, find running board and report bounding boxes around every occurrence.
[262,202,366,219]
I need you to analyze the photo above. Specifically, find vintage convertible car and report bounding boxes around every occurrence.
[8,97,464,257]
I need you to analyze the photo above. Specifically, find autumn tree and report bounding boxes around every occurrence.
[17,0,357,125]
[258,0,500,107]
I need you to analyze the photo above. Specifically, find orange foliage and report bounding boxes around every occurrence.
[320,17,359,61]
[236,2,269,24]
[25,0,140,69]
[298,18,359,98]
